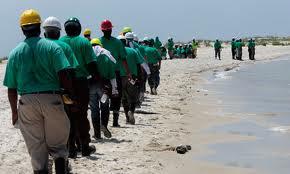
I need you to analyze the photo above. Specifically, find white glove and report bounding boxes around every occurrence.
[141,63,151,75]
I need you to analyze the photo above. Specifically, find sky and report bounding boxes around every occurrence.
[0,0,290,57]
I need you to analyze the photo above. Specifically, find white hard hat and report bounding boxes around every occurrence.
[117,35,126,40]
[125,32,134,40]
[133,34,138,42]
[43,16,62,30]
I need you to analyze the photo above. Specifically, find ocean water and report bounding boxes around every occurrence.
[203,58,290,174]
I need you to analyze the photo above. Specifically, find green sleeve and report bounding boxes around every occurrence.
[3,54,17,88]
[52,47,70,73]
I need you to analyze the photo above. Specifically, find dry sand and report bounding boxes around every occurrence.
[0,46,290,174]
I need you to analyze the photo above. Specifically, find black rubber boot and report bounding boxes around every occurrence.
[113,113,120,127]
[123,107,130,124]
[82,145,96,157]
[92,117,101,139]
[54,158,66,174]
[34,170,48,174]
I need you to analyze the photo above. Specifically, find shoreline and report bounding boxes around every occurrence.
[0,46,290,173]
[158,47,290,174]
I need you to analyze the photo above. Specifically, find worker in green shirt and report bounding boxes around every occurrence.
[3,9,73,173]
[173,44,179,57]
[160,46,167,59]
[231,38,236,59]
[187,44,193,58]
[154,36,162,52]
[176,45,182,58]
[181,44,187,58]
[248,38,256,60]
[144,38,162,95]
[126,33,151,107]
[192,38,198,58]
[167,37,174,59]
[118,34,144,125]
[214,39,222,60]
[99,19,130,127]
[235,39,244,61]
[90,38,117,139]
[61,17,98,158]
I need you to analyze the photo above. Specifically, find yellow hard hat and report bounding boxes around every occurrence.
[91,38,102,47]
[83,28,91,36]
[20,9,41,27]
[122,27,132,34]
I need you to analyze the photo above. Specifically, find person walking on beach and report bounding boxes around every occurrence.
[61,17,98,158]
[167,37,174,59]
[248,38,256,60]
[124,32,151,107]
[144,38,162,95]
[89,38,117,139]
[214,39,222,60]
[4,9,72,173]
[43,16,81,157]
[83,28,92,41]
[154,36,162,53]
[231,38,236,59]
[99,19,130,127]
[192,38,198,58]
[118,33,144,124]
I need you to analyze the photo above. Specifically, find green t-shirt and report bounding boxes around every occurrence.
[167,40,174,50]
[100,36,127,72]
[96,54,116,80]
[3,37,70,94]
[231,41,236,49]
[51,39,79,69]
[176,47,181,56]
[192,42,198,49]
[144,46,162,64]
[214,41,222,49]
[120,47,140,77]
[248,41,256,48]
[154,38,162,49]
[60,35,97,78]
[236,42,244,48]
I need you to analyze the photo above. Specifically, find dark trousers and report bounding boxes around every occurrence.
[140,71,148,93]
[110,71,122,112]
[121,77,139,119]
[67,78,91,152]
[215,49,221,59]
[231,48,236,59]
[248,48,255,60]
[236,48,243,60]
[148,64,160,89]
[89,83,110,138]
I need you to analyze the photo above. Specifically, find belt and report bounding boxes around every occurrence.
[21,91,61,96]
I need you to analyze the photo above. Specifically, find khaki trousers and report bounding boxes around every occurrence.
[18,94,70,171]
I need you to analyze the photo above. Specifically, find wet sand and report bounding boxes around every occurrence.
[0,46,290,173]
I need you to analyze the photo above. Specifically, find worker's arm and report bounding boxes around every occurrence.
[8,88,18,125]
[122,60,132,79]
[58,68,75,94]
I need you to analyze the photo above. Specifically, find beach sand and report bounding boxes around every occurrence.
[0,46,290,174]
